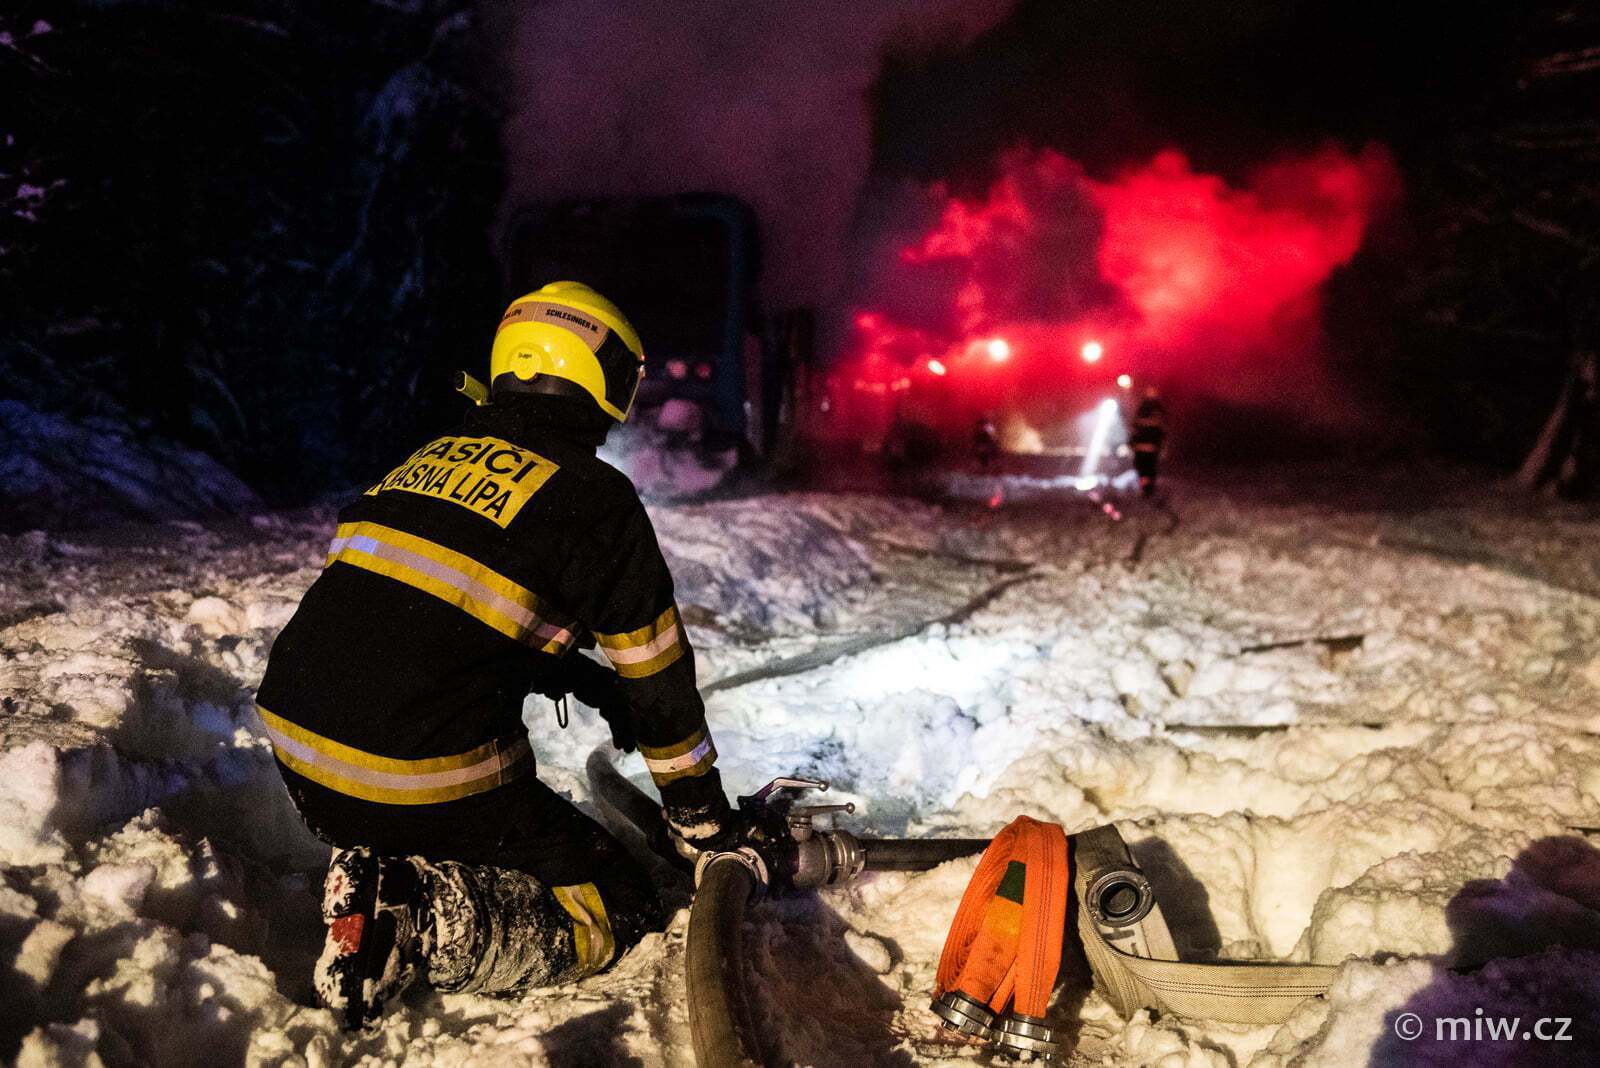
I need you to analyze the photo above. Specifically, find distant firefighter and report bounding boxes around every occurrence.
[973,414,999,472]
[1519,351,1599,499]
[1129,387,1167,497]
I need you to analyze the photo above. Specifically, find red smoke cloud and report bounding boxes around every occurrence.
[836,143,1399,438]
[1094,146,1395,352]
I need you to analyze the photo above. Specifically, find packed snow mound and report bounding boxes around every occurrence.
[653,495,894,634]
[3,478,1600,1065]
[600,419,738,501]
[0,401,261,532]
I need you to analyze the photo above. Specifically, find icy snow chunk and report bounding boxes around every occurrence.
[15,919,75,988]
[1143,626,1196,664]
[15,1018,103,1068]
[0,881,41,921]
[1117,1009,1233,1067]
[183,596,245,638]
[82,862,157,913]
[242,598,296,632]
[39,651,136,728]
[0,741,70,864]
[842,929,894,974]
[1111,656,1173,715]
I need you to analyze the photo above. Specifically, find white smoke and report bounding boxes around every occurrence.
[495,0,1018,306]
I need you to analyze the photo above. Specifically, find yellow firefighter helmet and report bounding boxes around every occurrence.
[488,281,645,422]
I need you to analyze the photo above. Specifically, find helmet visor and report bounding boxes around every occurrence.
[594,331,646,419]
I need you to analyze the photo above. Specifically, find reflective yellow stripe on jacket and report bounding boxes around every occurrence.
[326,521,577,654]
[638,724,717,786]
[258,706,532,805]
[595,605,686,679]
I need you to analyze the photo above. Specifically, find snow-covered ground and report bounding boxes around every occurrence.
[3,471,1599,1066]
[0,401,262,533]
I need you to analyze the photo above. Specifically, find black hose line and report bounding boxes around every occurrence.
[586,747,990,871]
[686,856,763,1068]
[584,749,993,1068]
[860,837,989,870]
[586,748,682,865]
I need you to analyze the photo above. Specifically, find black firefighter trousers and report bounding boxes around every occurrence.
[282,762,664,995]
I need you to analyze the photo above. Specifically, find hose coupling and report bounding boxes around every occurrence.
[930,989,997,1040]
[1086,866,1155,928]
[993,1012,1061,1061]
[694,847,769,895]
[791,829,865,889]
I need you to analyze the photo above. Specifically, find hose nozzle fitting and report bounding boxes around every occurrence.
[930,990,997,1041]
[1086,867,1155,928]
[994,1012,1060,1061]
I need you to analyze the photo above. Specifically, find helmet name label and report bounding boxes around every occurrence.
[498,300,608,353]
[364,435,559,527]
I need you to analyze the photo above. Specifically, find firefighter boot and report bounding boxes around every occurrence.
[424,861,661,996]
[314,847,433,1030]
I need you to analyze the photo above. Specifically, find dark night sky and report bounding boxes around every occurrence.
[871,0,1523,189]
[4,0,1589,520]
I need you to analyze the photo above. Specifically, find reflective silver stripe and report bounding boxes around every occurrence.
[346,532,533,630]
[602,621,681,665]
[265,725,530,793]
[643,734,714,775]
[328,529,574,649]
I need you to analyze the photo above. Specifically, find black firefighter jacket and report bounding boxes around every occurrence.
[255,394,730,852]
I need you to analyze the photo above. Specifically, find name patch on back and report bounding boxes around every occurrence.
[365,435,558,527]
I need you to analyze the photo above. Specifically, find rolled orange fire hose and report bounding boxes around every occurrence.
[932,815,1069,1058]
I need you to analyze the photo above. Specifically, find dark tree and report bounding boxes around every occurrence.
[1402,3,1600,491]
[2,1,503,503]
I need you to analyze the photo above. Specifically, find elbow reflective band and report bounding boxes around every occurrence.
[552,882,616,978]
[932,816,1070,1058]
[595,605,686,679]
[638,725,717,786]
[326,522,577,654]
[258,706,532,805]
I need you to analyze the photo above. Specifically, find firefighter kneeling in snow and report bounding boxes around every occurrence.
[256,282,735,1028]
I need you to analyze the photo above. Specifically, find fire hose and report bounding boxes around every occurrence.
[586,750,986,1067]
[586,751,1337,1066]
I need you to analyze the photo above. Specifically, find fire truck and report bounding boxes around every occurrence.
[501,194,809,464]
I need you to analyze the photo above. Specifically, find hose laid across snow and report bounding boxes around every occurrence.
[861,837,989,871]
[587,748,673,862]
[586,747,988,874]
[686,856,763,1067]
[585,748,988,1068]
